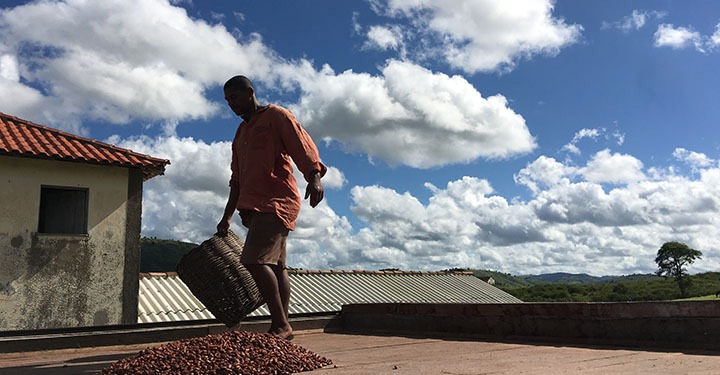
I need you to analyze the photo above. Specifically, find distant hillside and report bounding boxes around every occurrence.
[457,269,662,287]
[519,272,615,285]
[140,237,197,272]
[519,272,662,285]
[501,272,720,302]
[604,274,663,283]
[466,269,535,288]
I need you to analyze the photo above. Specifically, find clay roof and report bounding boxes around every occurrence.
[0,112,169,180]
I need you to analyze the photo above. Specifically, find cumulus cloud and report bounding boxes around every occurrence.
[515,156,574,194]
[1,0,535,170]
[654,24,705,52]
[579,149,645,184]
[0,0,283,129]
[292,60,537,168]
[343,151,720,275]
[364,25,404,52]
[368,0,582,73]
[673,148,715,173]
[106,129,720,276]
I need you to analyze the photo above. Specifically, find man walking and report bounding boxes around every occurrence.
[217,75,326,339]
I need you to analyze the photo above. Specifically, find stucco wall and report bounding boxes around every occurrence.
[0,156,134,331]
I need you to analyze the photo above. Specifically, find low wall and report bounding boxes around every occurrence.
[335,302,720,350]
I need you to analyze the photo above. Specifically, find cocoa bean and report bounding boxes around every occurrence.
[101,330,332,375]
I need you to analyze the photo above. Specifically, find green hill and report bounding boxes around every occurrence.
[140,237,197,272]
[454,269,660,287]
[520,272,612,285]
[518,272,661,285]
[500,272,720,302]
[468,269,535,288]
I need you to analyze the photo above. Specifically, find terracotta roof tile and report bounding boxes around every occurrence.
[0,112,169,180]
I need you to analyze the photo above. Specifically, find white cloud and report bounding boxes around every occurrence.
[0,0,284,129]
[622,10,650,31]
[579,149,645,184]
[654,24,705,52]
[673,148,715,172]
[109,134,238,241]
[365,25,404,51]
[342,152,720,275]
[515,156,574,194]
[561,127,626,156]
[292,60,536,168]
[562,128,601,155]
[711,22,720,48]
[369,0,582,73]
[1,0,535,170]
[602,10,666,32]
[0,54,19,81]
[108,130,720,275]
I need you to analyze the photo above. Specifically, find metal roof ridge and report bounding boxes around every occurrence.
[288,269,475,275]
[139,270,474,278]
[140,269,473,277]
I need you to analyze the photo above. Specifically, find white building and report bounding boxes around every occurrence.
[0,112,169,331]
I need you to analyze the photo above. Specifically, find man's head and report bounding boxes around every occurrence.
[224,75,257,117]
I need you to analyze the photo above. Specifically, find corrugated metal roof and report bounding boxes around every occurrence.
[138,271,522,324]
[0,112,169,180]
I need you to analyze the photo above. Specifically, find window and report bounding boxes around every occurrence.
[38,186,89,235]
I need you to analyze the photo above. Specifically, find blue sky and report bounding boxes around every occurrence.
[1,0,719,275]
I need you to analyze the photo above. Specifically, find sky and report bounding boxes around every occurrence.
[1,0,719,276]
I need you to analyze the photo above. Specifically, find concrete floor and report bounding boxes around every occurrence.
[1,330,719,374]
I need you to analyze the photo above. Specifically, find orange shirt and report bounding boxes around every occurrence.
[230,104,327,230]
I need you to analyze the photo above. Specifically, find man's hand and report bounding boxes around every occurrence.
[216,217,231,237]
[304,172,324,207]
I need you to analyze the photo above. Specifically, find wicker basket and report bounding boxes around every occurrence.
[176,230,264,328]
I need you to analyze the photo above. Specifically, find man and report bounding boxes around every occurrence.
[217,75,326,340]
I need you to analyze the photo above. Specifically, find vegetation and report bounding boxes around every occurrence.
[655,241,703,298]
[498,272,720,302]
[140,237,197,272]
[449,268,535,288]
[520,272,616,285]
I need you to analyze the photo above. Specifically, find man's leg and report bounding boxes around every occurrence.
[273,266,291,320]
[240,211,292,338]
[245,264,292,338]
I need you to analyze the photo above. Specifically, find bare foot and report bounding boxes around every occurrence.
[269,325,294,340]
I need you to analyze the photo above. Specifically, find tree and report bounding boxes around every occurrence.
[655,242,702,298]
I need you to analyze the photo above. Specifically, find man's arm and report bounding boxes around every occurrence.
[217,184,239,236]
[304,170,324,208]
[274,108,327,207]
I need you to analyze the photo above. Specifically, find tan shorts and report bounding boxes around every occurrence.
[239,210,289,267]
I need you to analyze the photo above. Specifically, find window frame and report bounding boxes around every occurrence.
[38,185,90,235]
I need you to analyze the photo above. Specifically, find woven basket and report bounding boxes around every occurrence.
[176,230,264,327]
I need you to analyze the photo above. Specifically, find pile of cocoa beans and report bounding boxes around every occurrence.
[101,330,332,374]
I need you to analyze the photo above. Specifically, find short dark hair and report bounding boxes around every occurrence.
[224,75,253,91]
